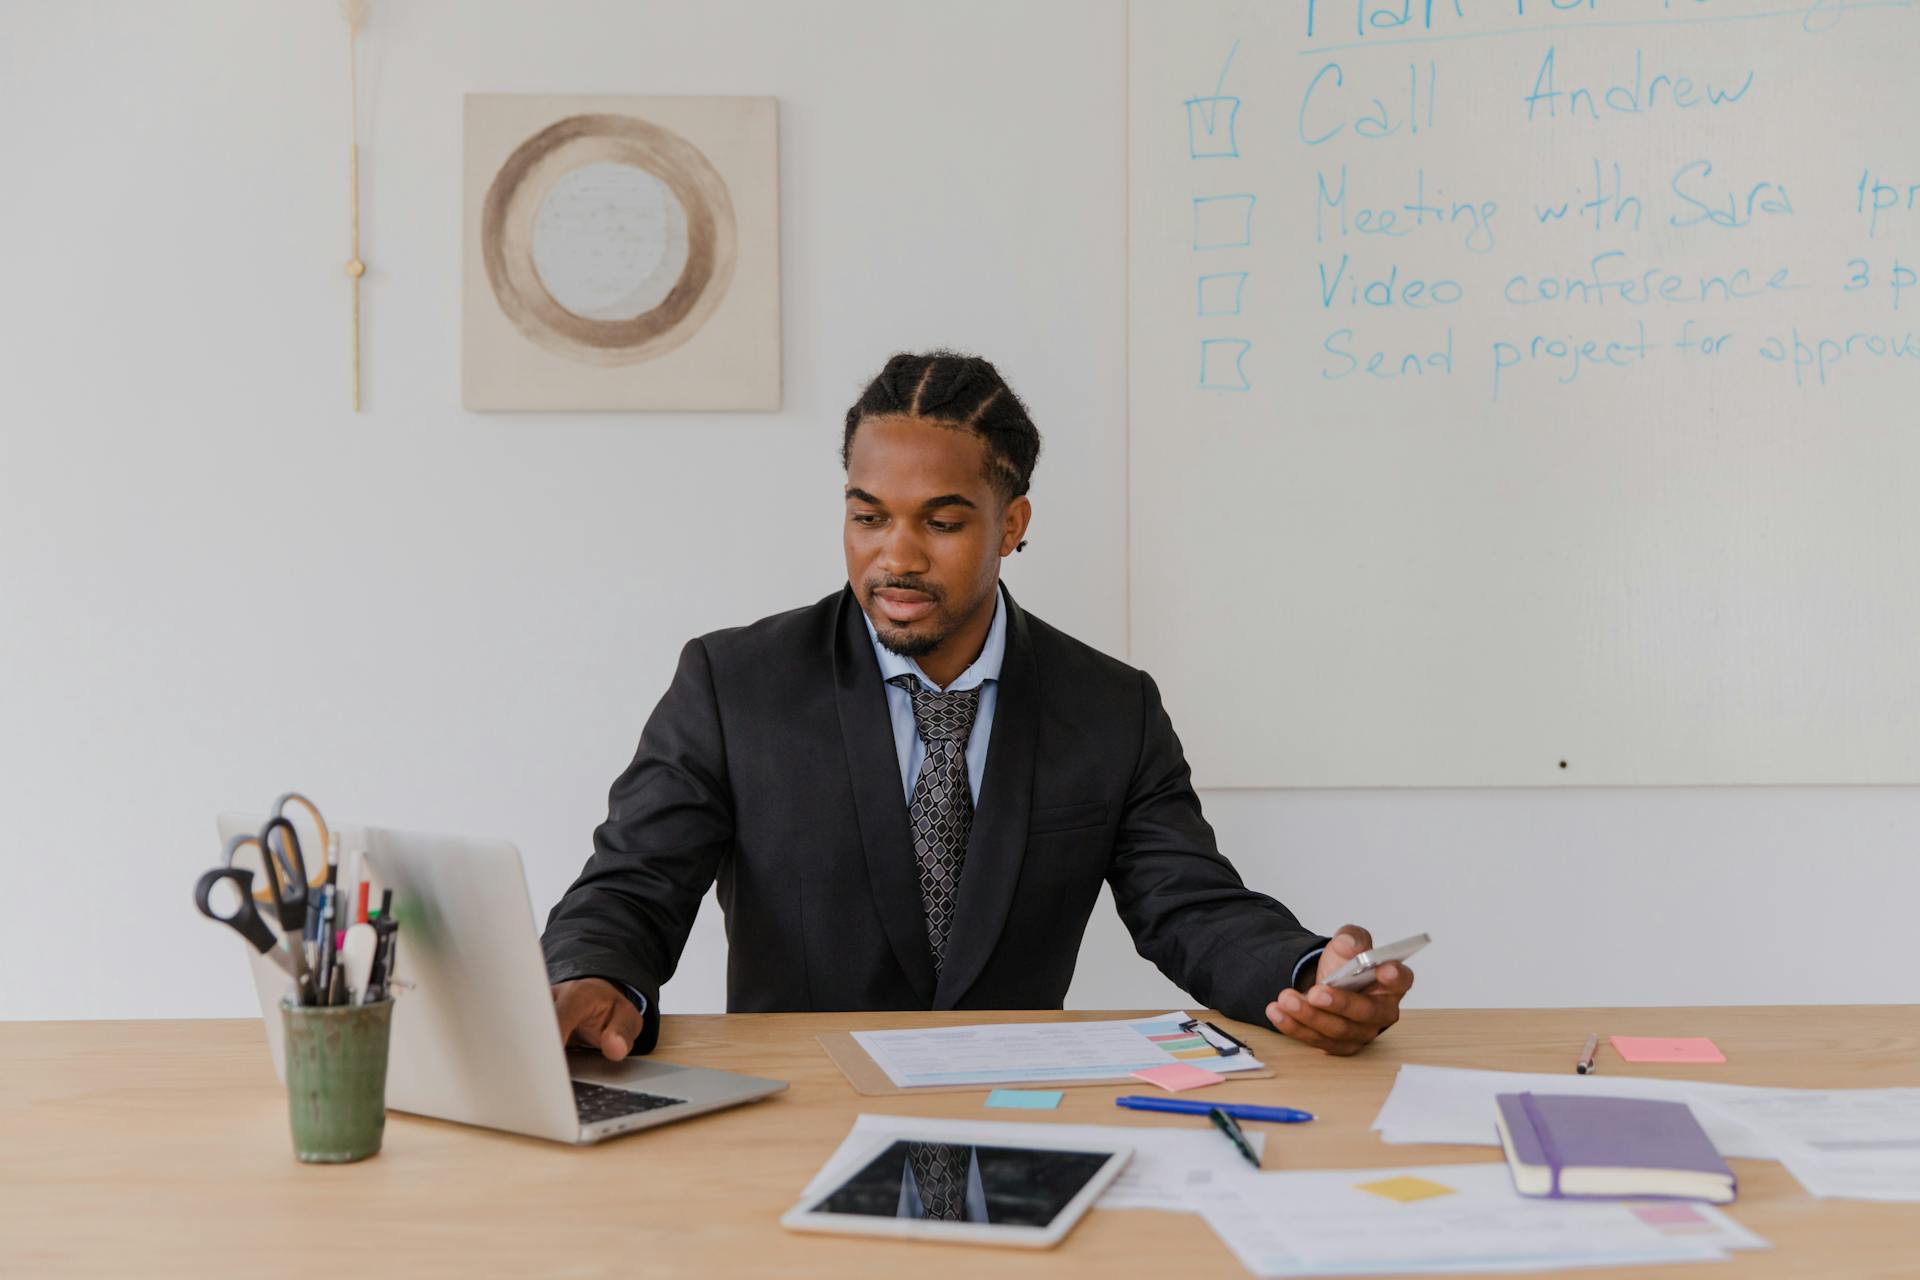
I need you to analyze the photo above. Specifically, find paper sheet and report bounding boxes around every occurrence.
[1195,1163,1768,1278]
[848,1010,1264,1088]
[1699,1088,1920,1201]
[1369,1064,1786,1159]
[1372,1065,1920,1203]
[800,1114,1266,1213]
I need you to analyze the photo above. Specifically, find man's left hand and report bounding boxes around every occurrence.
[1265,924,1413,1056]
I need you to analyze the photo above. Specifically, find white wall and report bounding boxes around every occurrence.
[2,1,1911,1023]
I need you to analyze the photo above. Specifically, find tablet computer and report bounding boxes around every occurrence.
[780,1134,1132,1248]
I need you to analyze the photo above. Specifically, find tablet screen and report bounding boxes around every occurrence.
[811,1140,1115,1227]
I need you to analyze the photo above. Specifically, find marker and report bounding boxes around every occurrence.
[1576,1032,1599,1075]
[1115,1096,1313,1123]
[340,923,378,1005]
[1209,1106,1261,1169]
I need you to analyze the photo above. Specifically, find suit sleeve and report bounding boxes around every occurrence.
[541,638,734,1055]
[1106,670,1328,1029]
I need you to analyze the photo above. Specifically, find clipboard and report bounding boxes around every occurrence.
[817,1030,1275,1097]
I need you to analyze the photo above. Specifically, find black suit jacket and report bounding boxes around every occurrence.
[541,585,1326,1055]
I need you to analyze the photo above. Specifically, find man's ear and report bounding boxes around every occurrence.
[1000,495,1033,556]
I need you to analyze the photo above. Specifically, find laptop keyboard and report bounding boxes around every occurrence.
[571,1080,687,1124]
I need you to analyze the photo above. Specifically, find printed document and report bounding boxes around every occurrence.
[1700,1088,1920,1201]
[1196,1162,1768,1277]
[850,1010,1264,1088]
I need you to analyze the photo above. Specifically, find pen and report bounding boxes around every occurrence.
[1209,1106,1261,1170]
[1115,1096,1314,1123]
[373,920,400,1001]
[313,841,341,1006]
[314,885,338,1006]
[336,836,360,928]
[365,889,398,1001]
[1577,1032,1599,1075]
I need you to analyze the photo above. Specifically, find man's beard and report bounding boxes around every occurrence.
[875,622,946,658]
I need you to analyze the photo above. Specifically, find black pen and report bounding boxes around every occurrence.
[1209,1106,1261,1170]
[1577,1032,1599,1075]
[317,838,340,1005]
[366,890,398,1001]
[314,885,337,1006]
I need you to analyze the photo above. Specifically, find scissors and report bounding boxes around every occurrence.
[225,793,331,909]
[193,865,305,982]
[201,818,316,1001]
[264,792,330,896]
[253,816,312,936]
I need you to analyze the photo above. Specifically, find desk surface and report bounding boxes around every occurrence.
[5,1005,1917,1279]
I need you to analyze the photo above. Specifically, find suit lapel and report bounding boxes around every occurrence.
[935,587,1038,1009]
[831,587,938,1005]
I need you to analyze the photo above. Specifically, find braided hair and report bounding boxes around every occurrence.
[841,351,1043,510]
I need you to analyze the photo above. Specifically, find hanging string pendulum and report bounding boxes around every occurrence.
[342,0,370,412]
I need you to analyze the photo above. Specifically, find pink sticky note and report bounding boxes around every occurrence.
[1610,1035,1726,1064]
[1634,1204,1708,1227]
[1131,1062,1227,1092]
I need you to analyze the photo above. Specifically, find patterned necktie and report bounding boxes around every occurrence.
[888,674,981,975]
[906,1142,970,1221]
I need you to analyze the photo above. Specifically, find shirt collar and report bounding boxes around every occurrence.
[860,582,1007,694]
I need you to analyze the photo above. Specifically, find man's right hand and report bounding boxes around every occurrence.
[551,977,645,1062]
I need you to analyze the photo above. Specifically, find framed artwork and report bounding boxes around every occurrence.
[463,94,780,411]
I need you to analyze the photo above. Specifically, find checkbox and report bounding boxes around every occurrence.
[1197,271,1248,317]
[1199,338,1252,392]
[1185,95,1241,158]
[1192,194,1255,250]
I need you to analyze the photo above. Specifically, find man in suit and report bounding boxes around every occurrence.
[543,352,1414,1061]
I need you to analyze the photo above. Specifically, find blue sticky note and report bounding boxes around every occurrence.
[987,1089,1064,1110]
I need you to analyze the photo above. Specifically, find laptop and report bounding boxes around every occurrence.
[216,815,787,1143]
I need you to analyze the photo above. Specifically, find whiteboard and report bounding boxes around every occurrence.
[1127,0,1920,788]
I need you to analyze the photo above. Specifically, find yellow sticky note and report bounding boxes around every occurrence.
[1355,1176,1456,1203]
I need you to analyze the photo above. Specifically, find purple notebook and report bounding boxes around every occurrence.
[1494,1092,1736,1203]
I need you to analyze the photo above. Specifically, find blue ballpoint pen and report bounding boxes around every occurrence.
[1115,1095,1314,1123]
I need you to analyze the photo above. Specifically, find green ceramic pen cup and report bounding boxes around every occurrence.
[280,996,393,1163]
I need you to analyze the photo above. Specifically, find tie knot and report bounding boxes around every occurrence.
[889,674,981,743]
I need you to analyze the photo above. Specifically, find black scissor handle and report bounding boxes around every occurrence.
[194,866,279,955]
[269,792,329,881]
[256,816,309,932]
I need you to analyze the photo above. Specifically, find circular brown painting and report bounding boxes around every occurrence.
[481,113,737,366]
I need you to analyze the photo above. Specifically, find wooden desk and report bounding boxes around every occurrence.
[4,1006,1916,1278]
